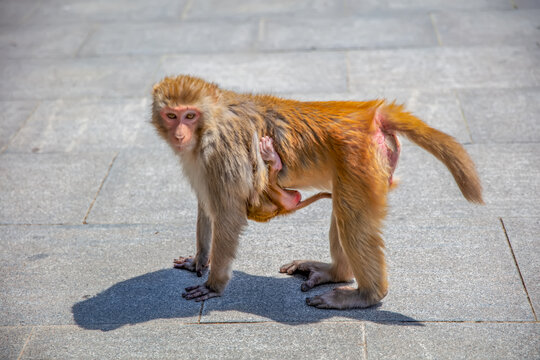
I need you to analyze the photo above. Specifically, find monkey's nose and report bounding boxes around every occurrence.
[175,134,185,141]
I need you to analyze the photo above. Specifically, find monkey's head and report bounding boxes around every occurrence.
[151,75,221,153]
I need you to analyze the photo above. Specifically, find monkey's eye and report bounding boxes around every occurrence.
[166,113,177,119]
[185,112,195,120]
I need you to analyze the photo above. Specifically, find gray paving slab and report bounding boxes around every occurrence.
[0,153,114,224]
[365,323,540,360]
[0,57,159,100]
[348,46,540,91]
[0,224,200,328]
[503,217,540,317]
[80,20,258,56]
[21,322,364,360]
[457,88,540,143]
[433,9,540,46]
[0,0,39,26]
[0,326,31,360]
[27,0,188,24]
[186,0,344,19]
[201,217,533,323]
[260,14,437,51]
[345,0,513,12]
[86,148,198,225]
[515,0,540,9]
[287,89,471,144]
[388,143,540,218]
[159,52,347,94]
[0,100,38,151]
[7,98,157,153]
[0,23,92,59]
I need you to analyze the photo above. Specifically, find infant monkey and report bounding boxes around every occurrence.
[249,136,331,222]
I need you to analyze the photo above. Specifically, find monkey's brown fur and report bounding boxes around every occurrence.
[151,75,483,309]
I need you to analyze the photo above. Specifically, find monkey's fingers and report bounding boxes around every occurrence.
[173,256,197,272]
[182,284,220,302]
[279,261,309,275]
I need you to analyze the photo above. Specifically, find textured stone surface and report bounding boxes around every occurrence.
[7,98,154,153]
[0,100,38,151]
[261,14,437,51]
[159,52,347,94]
[0,225,200,327]
[27,0,188,23]
[80,21,258,56]
[365,323,540,360]
[388,143,540,218]
[201,218,533,323]
[0,153,114,224]
[22,322,364,359]
[0,0,40,26]
[345,0,513,12]
[0,24,91,59]
[0,326,31,360]
[348,46,540,91]
[186,0,344,18]
[0,57,159,100]
[86,149,198,225]
[457,88,540,143]
[503,218,540,316]
[433,9,540,46]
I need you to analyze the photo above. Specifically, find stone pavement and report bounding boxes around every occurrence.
[1,0,539,358]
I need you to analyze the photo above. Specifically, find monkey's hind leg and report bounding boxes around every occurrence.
[280,211,354,291]
[306,180,388,309]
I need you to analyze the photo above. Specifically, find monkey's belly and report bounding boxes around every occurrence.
[278,165,333,192]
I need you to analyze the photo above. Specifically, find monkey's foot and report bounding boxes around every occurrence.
[280,260,350,292]
[259,136,282,172]
[182,284,221,302]
[173,256,207,277]
[306,286,380,309]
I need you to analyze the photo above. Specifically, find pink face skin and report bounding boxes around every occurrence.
[159,106,200,152]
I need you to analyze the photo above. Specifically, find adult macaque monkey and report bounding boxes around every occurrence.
[151,75,483,309]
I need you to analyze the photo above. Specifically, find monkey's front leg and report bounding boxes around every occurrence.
[174,203,211,277]
[182,202,246,302]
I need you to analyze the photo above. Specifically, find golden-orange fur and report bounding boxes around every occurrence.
[151,75,483,309]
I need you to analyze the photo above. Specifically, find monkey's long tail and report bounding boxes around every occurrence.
[381,102,484,204]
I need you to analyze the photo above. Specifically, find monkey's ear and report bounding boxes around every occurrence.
[152,83,160,95]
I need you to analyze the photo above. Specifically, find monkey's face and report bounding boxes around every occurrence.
[159,106,200,152]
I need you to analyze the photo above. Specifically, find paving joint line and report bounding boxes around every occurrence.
[181,0,194,20]
[82,152,118,224]
[74,25,98,58]
[345,52,352,93]
[429,13,443,46]
[198,301,204,323]
[362,322,368,360]
[17,326,35,360]
[499,217,538,321]
[2,320,538,330]
[0,101,41,155]
[453,89,474,143]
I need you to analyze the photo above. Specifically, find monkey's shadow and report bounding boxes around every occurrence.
[72,269,422,331]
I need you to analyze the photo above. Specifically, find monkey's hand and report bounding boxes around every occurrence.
[173,256,208,277]
[182,283,221,302]
[259,136,282,172]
